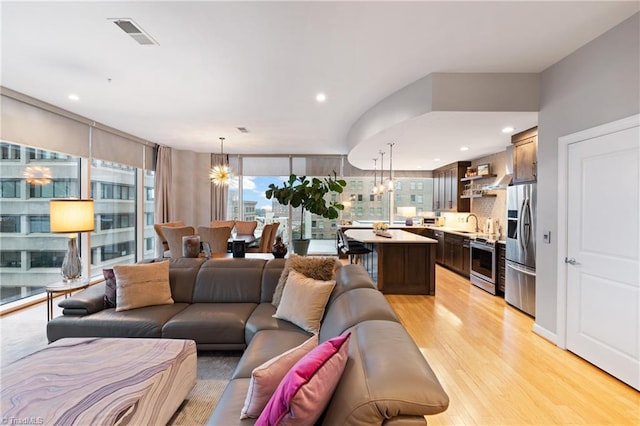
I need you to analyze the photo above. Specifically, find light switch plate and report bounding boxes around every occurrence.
[543,231,551,244]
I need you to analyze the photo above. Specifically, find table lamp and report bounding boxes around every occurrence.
[397,206,417,226]
[50,199,94,282]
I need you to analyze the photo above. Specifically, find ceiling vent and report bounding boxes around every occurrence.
[237,127,249,133]
[110,18,159,46]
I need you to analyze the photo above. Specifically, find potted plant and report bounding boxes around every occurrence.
[266,173,347,255]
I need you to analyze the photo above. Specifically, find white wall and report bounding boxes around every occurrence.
[536,13,640,338]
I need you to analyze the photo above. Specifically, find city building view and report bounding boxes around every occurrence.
[0,142,155,305]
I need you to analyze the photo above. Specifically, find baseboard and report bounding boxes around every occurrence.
[532,323,557,345]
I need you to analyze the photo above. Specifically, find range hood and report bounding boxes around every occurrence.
[483,145,513,190]
[483,173,512,190]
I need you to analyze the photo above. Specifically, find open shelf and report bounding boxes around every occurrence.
[461,193,497,199]
[460,174,497,182]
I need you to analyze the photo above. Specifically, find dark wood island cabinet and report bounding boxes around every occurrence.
[344,229,437,295]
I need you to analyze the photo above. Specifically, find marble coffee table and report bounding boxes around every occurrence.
[0,337,196,425]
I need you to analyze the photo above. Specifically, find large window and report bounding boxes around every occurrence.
[90,159,137,275]
[0,145,79,304]
[228,157,433,255]
[0,143,155,306]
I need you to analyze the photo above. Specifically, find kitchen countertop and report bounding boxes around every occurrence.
[344,229,437,244]
[340,223,505,243]
[425,226,506,243]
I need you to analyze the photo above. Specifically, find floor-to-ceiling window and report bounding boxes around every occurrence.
[227,156,436,255]
[0,143,80,304]
[89,159,137,275]
[0,141,156,306]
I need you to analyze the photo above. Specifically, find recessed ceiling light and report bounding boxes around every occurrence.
[502,126,515,133]
[68,94,79,101]
[433,158,441,162]
[460,146,469,152]
[315,93,327,102]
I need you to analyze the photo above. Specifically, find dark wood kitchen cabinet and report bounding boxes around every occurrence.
[433,161,471,212]
[444,232,467,277]
[497,242,506,295]
[426,228,445,264]
[512,126,537,184]
[462,238,470,277]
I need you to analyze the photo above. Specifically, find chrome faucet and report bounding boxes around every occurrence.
[466,213,479,232]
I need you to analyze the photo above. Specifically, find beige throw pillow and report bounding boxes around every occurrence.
[114,261,174,312]
[273,270,336,334]
[272,255,341,307]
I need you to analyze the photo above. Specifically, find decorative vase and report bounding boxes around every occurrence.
[271,236,287,258]
[182,235,201,258]
[61,237,82,281]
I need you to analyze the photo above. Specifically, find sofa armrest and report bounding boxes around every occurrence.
[58,282,107,315]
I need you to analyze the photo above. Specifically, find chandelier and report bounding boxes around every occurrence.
[23,165,52,185]
[209,137,233,186]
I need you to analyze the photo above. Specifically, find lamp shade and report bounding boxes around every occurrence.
[397,206,417,218]
[50,199,95,233]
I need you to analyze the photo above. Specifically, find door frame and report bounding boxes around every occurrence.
[556,113,640,349]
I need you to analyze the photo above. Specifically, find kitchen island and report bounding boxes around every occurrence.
[344,228,438,295]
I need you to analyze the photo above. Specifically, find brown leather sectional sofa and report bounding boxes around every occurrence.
[47,257,449,425]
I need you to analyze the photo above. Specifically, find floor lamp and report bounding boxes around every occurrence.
[50,199,94,282]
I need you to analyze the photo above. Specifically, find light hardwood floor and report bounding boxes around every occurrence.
[386,265,639,425]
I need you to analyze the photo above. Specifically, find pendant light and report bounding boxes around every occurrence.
[378,151,386,194]
[387,142,395,192]
[372,158,378,195]
[209,137,233,186]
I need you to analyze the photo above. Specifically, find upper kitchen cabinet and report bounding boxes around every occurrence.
[433,161,471,212]
[512,126,538,184]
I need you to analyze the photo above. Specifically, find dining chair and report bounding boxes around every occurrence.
[210,220,235,231]
[248,222,280,253]
[234,220,257,235]
[162,225,196,259]
[153,221,185,255]
[197,226,232,254]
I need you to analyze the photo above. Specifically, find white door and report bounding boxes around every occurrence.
[566,123,639,390]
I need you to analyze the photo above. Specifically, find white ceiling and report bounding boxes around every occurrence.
[2,1,638,170]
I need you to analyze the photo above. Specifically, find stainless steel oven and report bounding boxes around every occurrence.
[470,238,496,294]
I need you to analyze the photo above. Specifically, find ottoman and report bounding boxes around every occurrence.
[0,337,196,425]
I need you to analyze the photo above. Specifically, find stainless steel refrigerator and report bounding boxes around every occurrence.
[505,183,536,316]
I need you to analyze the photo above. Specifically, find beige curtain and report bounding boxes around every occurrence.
[155,146,173,256]
[211,153,229,220]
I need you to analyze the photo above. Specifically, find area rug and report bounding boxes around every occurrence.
[168,351,241,425]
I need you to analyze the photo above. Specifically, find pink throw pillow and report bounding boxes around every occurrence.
[240,335,319,419]
[256,333,351,426]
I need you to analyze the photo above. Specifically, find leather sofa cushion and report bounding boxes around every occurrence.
[168,258,206,303]
[205,378,252,426]
[162,303,256,345]
[47,303,189,342]
[321,320,449,425]
[58,282,107,315]
[260,258,286,303]
[233,329,311,380]
[244,303,311,344]
[319,287,399,343]
[328,264,376,305]
[193,259,265,303]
